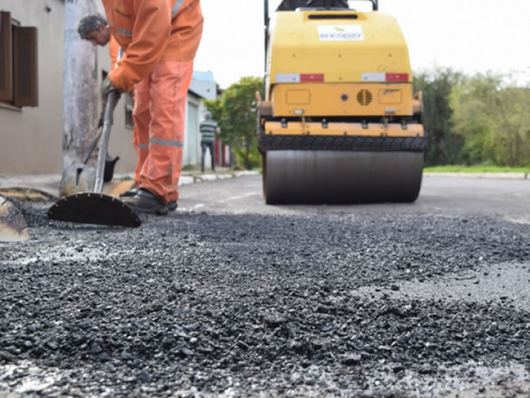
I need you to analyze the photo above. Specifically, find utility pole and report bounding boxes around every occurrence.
[60,0,98,195]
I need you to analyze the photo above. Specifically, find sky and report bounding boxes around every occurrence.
[193,0,530,89]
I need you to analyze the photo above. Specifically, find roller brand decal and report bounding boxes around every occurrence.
[318,25,364,41]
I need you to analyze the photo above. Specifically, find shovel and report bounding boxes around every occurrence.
[59,115,120,198]
[48,91,141,228]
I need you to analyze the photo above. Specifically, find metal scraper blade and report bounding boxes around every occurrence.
[0,196,30,242]
[48,193,141,228]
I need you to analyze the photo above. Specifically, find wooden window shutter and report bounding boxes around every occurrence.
[0,12,13,102]
[13,26,38,107]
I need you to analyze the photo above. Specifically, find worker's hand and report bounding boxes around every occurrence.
[102,75,121,98]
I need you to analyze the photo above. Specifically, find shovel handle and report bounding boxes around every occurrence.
[93,48,123,194]
[82,126,103,165]
[94,92,116,193]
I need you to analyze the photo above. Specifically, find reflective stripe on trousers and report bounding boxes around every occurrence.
[132,60,194,203]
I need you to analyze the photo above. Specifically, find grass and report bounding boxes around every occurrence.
[424,165,530,174]
[181,165,200,172]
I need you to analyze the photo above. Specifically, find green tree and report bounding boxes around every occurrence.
[490,83,530,166]
[450,72,530,166]
[204,76,264,170]
[414,68,463,165]
[449,73,500,165]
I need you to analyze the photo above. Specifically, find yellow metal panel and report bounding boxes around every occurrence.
[378,88,402,104]
[268,11,411,86]
[264,121,424,137]
[272,83,412,117]
[286,90,311,105]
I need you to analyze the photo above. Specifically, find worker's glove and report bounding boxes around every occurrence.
[102,75,121,99]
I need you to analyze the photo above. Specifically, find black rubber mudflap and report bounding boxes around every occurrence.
[48,193,141,228]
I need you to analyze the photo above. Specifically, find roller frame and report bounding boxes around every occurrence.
[261,2,424,205]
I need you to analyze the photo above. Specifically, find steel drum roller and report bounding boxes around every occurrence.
[264,150,423,204]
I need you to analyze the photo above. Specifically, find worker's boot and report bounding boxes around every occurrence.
[120,186,139,198]
[168,201,177,211]
[122,189,168,215]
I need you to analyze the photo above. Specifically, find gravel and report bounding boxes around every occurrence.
[1,201,530,397]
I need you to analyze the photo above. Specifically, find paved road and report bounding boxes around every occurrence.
[178,175,530,223]
[178,174,530,326]
[2,174,530,397]
[177,175,530,301]
[174,174,530,398]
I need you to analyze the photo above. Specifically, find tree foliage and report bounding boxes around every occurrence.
[204,77,264,170]
[450,73,530,166]
[413,68,463,165]
[415,68,530,167]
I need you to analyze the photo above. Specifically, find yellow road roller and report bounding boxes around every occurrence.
[258,0,425,204]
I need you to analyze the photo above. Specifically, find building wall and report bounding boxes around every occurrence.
[183,94,206,167]
[1,0,65,174]
[190,71,218,101]
[0,0,135,175]
[0,0,206,176]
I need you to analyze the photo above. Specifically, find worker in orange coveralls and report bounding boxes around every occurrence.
[101,0,203,215]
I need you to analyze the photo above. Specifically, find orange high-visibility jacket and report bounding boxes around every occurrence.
[109,34,120,70]
[102,0,203,93]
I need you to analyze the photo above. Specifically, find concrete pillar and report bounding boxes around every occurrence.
[60,0,98,193]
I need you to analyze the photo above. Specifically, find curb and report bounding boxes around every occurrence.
[180,171,260,185]
[424,172,529,180]
[0,171,261,200]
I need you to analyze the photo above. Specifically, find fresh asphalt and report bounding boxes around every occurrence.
[1,174,529,397]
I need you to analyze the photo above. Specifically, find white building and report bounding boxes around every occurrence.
[184,71,221,168]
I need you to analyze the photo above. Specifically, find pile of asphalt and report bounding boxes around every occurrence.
[1,205,530,397]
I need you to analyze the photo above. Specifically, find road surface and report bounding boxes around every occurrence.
[1,175,529,397]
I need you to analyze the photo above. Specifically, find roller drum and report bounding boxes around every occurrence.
[264,150,423,204]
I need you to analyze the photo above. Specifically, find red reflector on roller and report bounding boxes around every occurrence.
[300,74,324,82]
[386,73,409,82]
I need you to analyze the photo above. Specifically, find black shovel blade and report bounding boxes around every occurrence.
[48,193,141,228]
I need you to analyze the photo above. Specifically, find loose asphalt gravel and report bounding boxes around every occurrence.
[1,195,530,397]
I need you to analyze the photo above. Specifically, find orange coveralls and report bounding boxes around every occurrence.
[101,0,203,203]
[109,34,119,70]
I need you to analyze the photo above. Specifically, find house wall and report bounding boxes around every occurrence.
[189,71,217,101]
[0,0,135,175]
[0,0,206,176]
[1,0,66,174]
[183,93,204,167]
